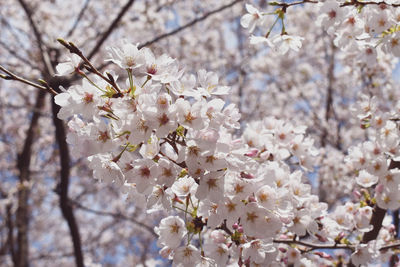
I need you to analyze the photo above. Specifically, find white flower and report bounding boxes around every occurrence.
[241,203,282,239]
[171,176,198,197]
[107,42,145,69]
[55,54,81,75]
[351,243,374,266]
[316,1,346,30]
[249,35,274,47]
[173,245,201,267]
[195,171,225,203]
[155,216,187,249]
[176,98,205,130]
[242,239,275,264]
[356,170,378,188]
[88,154,125,186]
[376,187,400,210]
[272,35,304,54]
[169,74,198,97]
[54,79,103,120]
[240,4,263,33]
[140,48,175,81]
[382,31,400,57]
[196,69,230,97]
[126,158,159,194]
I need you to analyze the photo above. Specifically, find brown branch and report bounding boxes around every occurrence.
[0,64,57,95]
[57,40,122,94]
[15,89,47,267]
[16,0,54,75]
[360,160,400,245]
[273,238,354,251]
[273,238,400,252]
[95,0,243,72]
[340,0,400,7]
[270,0,317,9]
[51,96,84,267]
[66,0,91,38]
[138,0,244,49]
[321,40,336,148]
[86,0,136,60]
[70,199,157,238]
[0,40,37,69]
[6,204,17,265]
[269,0,400,8]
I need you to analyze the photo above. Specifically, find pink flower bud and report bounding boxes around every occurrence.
[245,149,258,157]
[375,183,384,194]
[248,196,256,202]
[279,247,287,253]
[240,172,254,179]
[353,190,361,200]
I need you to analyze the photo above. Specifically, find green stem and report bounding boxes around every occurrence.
[80,72,105,92]
[266,16,280,38]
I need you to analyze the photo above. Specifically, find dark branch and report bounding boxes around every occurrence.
[16,0,53,75]
[51,93,84,267]
[87,0,136,60]
[138,0,244,49]
[0,64,57,95]
[66,0,91,38]
[70,199,157,238]
[16,89,47,267]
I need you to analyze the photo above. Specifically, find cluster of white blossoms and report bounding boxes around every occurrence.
[347,93,400,210]
[54,38,400,265]
[241,0,400,57]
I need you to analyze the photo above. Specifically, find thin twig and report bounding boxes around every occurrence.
[87,0,136,60]
[16,0,54,75]
[138,0,244,49]
[70,198,157,238]
[273,238,354,251]
[66,0,91,37]
[0,64,58,95]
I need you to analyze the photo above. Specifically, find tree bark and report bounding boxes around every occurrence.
[16,90,47,267]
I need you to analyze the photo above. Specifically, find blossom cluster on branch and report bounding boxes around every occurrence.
[53,27,400,265]
[3,0,400,265]
[242,0,400,57]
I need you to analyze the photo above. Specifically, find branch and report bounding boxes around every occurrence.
[0,64,58,95]
[6,204,17,265]
[16,89,47,267]
[360,160,400,245]
[269,0,400,8]
[269,0,317,9]
[340,0,400,7]
[273,238,400,252]
[66,0,91,38]
[70,199,157,238]
[138,0,244,49]
[0,40,37,69]
[87,0,136,60]
[16,0,54,75]
[273,238,354,251]
[57,39,122,94]
[51,97,84,267]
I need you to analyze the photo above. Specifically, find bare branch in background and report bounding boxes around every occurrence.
[70,199,157,238]
[16,0,54,75]
[0,65,58,95]
[15,89,47,267]
[87,0,136,60]
[66,0,92,38]
[139,0,244,49]
[51,96,84,267]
